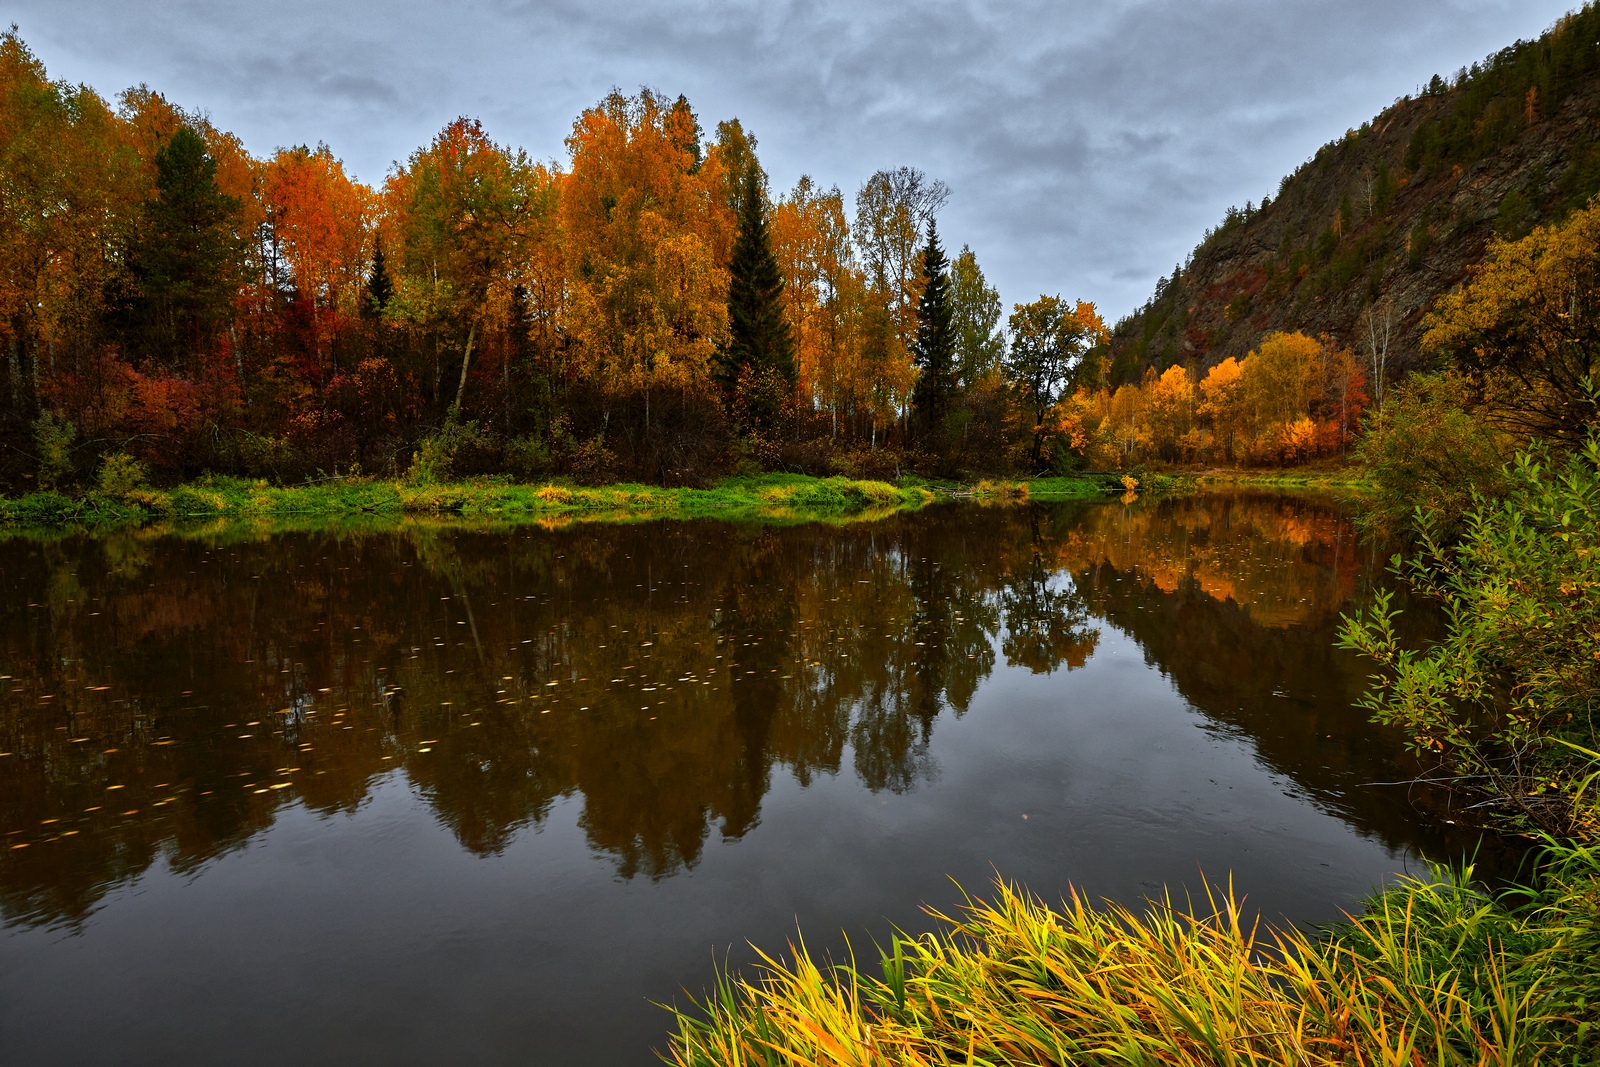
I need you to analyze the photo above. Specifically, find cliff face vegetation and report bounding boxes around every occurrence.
[1109,3,1600,386]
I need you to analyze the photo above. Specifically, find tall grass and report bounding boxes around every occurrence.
[666,844,1599,1066]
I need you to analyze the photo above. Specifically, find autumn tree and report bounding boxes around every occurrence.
[1236,331,1324,459]
[561,90,733,454]
[772,176,861,437]
[1199,356,1245,461]
[386,118,536,419]
[1005,296,1108,468]
[262,144,373,315]
[854,167,948,349]
[1424,201,1600,444]
[854,167,946,438]
[0,31,139,414]
[1143,364,1197,461]
[909,220,955,447]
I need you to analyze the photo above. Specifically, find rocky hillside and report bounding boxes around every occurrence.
[1108,3,1600,384]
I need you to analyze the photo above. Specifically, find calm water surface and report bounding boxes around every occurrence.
[0,494,1478,1065]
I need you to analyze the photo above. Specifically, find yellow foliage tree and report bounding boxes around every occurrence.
[560,90,733,422]
[1424,199,1600,444]
[1199,356,1245,462]
[772,176,863,435]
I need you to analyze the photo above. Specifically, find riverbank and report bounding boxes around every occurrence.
[0,468,1361,532]
[0,473,997,531]
[668,843,1600,1066]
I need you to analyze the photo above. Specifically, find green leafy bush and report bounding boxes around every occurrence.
[33,412,76,489]
[1340,435,1600,838]
[504,434,552,480]
[96,452,150,498]
[1355,370,1515,540]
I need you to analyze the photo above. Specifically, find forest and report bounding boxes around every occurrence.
[0,30,1371,495]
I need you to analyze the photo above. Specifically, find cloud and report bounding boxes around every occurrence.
[8,0,1579,316]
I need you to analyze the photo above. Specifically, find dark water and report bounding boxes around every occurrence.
[0,494,1479,1065]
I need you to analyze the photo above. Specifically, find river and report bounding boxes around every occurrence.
[0,493,1480,1065]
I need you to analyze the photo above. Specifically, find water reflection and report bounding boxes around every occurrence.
[0,494,1423,929]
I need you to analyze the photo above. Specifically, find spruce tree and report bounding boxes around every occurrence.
[910,220,955,444]
[123,125,244,361]
[364,238,394,317]
[721,162,795,429]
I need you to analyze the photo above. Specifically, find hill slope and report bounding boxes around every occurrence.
[1108,4,1600,383]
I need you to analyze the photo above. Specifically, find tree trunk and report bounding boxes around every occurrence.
[452,322,477,415]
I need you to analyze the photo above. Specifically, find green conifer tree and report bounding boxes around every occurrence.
[123,125,244,361]
[910,220,955,445]
[364,238,394,318]
[722,162,795,430]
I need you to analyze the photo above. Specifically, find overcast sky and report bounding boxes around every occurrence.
[9,0,1581,319]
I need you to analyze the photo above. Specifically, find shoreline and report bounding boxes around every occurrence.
[0,467,1363,533]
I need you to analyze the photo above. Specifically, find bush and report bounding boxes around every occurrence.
[96,452,149,498]
[1356,370,1515,540]
[33,412,76,489]
[1340,434,1600,839]
[405,419,502,485]
[505,434,552,481]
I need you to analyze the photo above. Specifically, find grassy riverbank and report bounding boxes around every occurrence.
[0,467,1351,533]
[0,473,1057,531]
[668,844,1600,1066]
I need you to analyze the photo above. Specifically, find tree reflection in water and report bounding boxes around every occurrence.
[0,493,1409,928]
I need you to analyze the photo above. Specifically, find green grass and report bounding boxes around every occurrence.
[0,473,963,533]
[666,842,1600,1066]
[1023,476,1112,501]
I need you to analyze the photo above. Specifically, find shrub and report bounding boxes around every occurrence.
[1340,434,1600,839]
[406,420,500,485]
[406,435,454,486]
[535,484,573,504]
[33,412,76,489]
[505,435,552,480]
[96,452,149,498]
[1356,370,1515,540]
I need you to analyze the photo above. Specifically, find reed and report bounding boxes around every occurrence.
[666,845,1599,1066]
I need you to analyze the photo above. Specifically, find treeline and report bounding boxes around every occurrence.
[1053,331,1364,470]
[1,31,1131,488]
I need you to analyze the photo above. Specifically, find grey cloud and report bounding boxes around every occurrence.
[9,0,1579,314]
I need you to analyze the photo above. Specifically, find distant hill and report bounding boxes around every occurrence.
[1107,3,1600,384]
